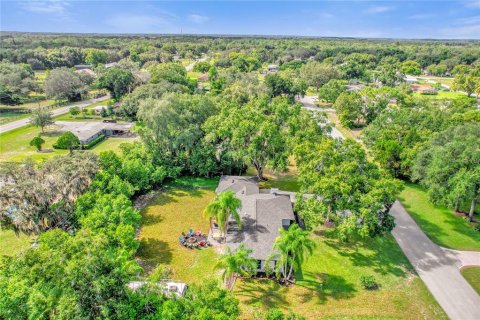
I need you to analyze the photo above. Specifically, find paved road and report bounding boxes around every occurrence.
[185,56,208,72]
[390,201,480,320]
[297,95,344,140]
[0,95,111,134]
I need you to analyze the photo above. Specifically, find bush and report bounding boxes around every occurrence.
[82,134,106,150]
[53,131,80,151]
[360,275,378,290]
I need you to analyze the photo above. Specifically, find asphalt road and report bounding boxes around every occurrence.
[390,201,480,320]
[0,95,111,134]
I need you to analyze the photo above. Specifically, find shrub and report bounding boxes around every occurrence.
[82,134,106,150]
[53,131,80,153]
[29,135,45,151]
[360,275,378,290]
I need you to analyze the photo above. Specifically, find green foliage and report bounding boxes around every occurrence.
[0,60,37,104]
[217,244,257,289]
[334,91,362,128]
[69,106,81,116]
[53,131,80,152]
[295,139,401,239]
[82,134,105,149]
[268,224,315,280]
[413,123,480,221]
[193,61,211,73]
[300,61,339,90]
[45,67,87,101]
[360,275,378,290]
[204,190,242,238]
[402,60,421,75]
[85,48,108,66]
[29,135,45,151]
[96,67,135,100]
[318,79,346,103]
[29,107,53,132]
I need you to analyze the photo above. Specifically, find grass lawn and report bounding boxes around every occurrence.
[245,160,300,192]
[420,76,454,87]
[414,91,467,100]
[53,99,115,122]
[398,183,480,251]
[136,177,221,284]
[235,229,446,319]
[0,229,32,257]
[0,124,137,162]
[461,267,480,295]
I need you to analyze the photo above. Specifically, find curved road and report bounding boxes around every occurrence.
[0,95,111,134]
[390,201,480,320]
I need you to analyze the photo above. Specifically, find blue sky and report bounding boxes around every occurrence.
[1,1,480,39]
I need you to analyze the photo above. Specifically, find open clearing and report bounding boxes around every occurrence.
[0,230,32,257]
[398,183,480,251]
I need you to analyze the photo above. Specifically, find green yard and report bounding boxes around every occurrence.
[0,229,32,257]
[461,267,480,295]
[414,91,467,100]
[136,177,221,284]
[420,76,454,87]
[398,183,480,251]
[137,177,446,319]
[0,124,136,162]
[236,230,446,319]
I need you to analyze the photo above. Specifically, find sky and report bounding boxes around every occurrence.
[1,0,480,39]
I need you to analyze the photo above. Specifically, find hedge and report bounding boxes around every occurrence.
[82,134,106,149]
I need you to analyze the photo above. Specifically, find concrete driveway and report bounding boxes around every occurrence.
[297,95,344,140]
[0,95,110,134]
[390,201,480,320]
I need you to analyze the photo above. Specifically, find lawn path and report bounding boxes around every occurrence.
[390,201,480,320]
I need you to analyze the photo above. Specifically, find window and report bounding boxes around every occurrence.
[257,260,262,270]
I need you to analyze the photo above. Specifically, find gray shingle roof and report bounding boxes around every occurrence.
[218,176,295,260]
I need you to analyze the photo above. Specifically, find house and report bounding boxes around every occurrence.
[127,281,187,297]
[56,121,133,145]
[93,105,107,115]
[404,75,418,84]
[411,84,437,94]
[213,176,297,272]
[74,68,96,77]
[267,64,279,73]
[74,64,93,70]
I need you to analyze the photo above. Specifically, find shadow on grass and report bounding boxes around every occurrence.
[235,279,288,307]
[324,236,411,277]
[398,183,480,250]
[296,271,356,304]
[137,238,173,266]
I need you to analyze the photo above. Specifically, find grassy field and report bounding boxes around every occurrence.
[420,76,454,87]
[0,124,136,162]
[53,99,114,122]
[137,176,445,319]
[0,229,32,257]
[461,267,480,295]
[398,183,480,251]
[136,177,221,284]
[236,229,446,319]
[414,91,466,100]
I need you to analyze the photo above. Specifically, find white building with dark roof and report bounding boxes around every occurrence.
[213,176,297,272]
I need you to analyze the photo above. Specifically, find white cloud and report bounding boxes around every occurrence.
[408,13,435,20]
[188,14,209,23]
[441,15,480,39]
[21,0,70,15]
[363,6,393,14]
[465,0,480,8]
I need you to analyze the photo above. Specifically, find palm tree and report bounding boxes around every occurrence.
[216,244,257,290]
[268,224,315,281]
[203,191,242,241]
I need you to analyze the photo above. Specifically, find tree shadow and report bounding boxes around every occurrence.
[295,271,356,304]
[323,237,410,277]
[235,279,288,308]
[137,238,173,266]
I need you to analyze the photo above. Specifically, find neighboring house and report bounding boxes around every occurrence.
[93,105,107,115]
[404,75,418,84]
[104,62,119,69]
[56,121,133,145]
[74,64,93,70]
[74,68,96,76]
[127,281,187,297]
[213,176,297,272]
[267,64,279,73]
[411,84,437,94]
[198,73,209,83]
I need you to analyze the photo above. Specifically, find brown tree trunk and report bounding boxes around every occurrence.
[253,161,265,181]
[454,198,460,212]
[469,197,477,222]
